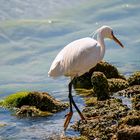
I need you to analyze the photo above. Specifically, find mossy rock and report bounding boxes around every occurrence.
[1,91,68,115]
[117,85,140,97]
[73,98,129,140]
[73,73,92,89]
[119,110,140,126]
[85,97,97,106]
[89,61,125,79]
[73,61,125,89]
[75,88,94,97]
[128,71,140,86]
[117,110,140,140]
[108,78,129,93]
[132,94,140,110]
[91,72,110,100]
[16,105,52,117]
[117,126,140,140]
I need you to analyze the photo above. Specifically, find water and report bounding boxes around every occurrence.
[0,0,140,139]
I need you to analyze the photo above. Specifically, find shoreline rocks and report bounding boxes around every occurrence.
[0,61,140,139]
[0,91,68,117]
[71,62,140,140]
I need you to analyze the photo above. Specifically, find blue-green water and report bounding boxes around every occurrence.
[0,0,140,139]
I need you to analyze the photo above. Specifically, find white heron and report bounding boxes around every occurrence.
[48,25,124,130]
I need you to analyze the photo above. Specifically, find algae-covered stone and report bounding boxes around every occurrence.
[89,61,125,79]
[117,85,140,97]
[117,110,140,140]
[132,94,140,110]
[117,126,140,140]
[73,61,125,89]
[1,91,68,116]
[75,89,94,97]
[91,72,109,100]
[73,98,129,140]
[128,71,140,86]
[85,97,97,106]
[16,105,53,117]
[108,78,129,93]
[73,73,92,89]
[119,110,140,126]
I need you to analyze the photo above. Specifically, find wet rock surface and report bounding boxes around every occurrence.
[117,85,140,97]
[72,98,130,140]
[108,78,129,93]
[91,72,110,100]
[0,91,68,117]
[128,71,140,86]
[73,61,125,89]
[71,63,140,140]
[1,61,140,139]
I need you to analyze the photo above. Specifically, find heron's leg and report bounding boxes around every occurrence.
[64,80,73,131]
[70,79,85,120]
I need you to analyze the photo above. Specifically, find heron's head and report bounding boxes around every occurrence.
[99,25,124,48]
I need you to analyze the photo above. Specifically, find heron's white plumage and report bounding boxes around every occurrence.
[48,26,124,78]
[48,37,101,77]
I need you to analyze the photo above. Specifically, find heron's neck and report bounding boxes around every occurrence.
[97,33,105,60]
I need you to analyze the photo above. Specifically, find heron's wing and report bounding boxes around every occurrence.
[62,38,100,76]
[48,37,100,77]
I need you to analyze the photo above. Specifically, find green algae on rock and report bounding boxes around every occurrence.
[0,91,68,117]
[108,78,129,93]
[75,88,94,97]
[72,98,129,140]
[117,85,140,97]
[119,110,140,126]
[132,94,140,110]
[128,71,140,86]
[16,105,53,117]
[89,61,125,79]
[117,110,140,140]
[91,72,110,100]
[117,126,140,140]
[73,61,125,89]
[73,73,92,89]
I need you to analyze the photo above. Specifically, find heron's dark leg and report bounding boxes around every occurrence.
[64,80,73,131]
[64,79,86,131]
[70,79,85,120]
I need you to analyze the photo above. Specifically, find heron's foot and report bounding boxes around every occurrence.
[64,112,73,131]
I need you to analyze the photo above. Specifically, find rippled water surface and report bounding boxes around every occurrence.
[0,0,140,139]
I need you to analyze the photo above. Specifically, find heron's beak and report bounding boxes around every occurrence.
[112,32,124,48]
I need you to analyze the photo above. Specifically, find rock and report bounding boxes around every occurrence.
[117,126,140,140]
[73,73,92,89]
[132,94,140,110]
[0,91,68,117]
[89,61,125,79]
[108,78,129,93]
[75,89,94,97]
[72,98,129,140]
[73,61,125,89]
[85,97,97,107]
[119,110,140,126]
[91,72,110,100]
[117,110,140,140]
[117,85,140,97]
[16,105,52,117]
[128,71,140,86]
